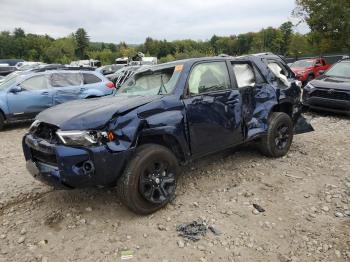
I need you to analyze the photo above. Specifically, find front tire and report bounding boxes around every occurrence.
[259,112,294,158]
[117,144,179,215]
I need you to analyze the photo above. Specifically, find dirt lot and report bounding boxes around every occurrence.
[0,113,349,262]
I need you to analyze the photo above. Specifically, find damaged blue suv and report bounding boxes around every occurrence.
[23,54,313,214]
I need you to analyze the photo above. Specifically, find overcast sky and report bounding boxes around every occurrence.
[0,0,307,43]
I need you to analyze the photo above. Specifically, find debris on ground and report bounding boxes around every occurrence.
[176,220,208,241]
[120,250,134,260]
[208,225,222,236]
[253,204,265,213]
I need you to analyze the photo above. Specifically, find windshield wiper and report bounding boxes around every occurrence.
[158,74,168,95]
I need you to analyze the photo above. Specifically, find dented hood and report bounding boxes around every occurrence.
[36,95,159,130]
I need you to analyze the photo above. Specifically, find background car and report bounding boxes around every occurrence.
[303,58,350,115]
[0,69,115,129]
[96,64,125,75]
[290,58,331,84]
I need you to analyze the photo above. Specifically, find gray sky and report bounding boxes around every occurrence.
[0,0,307,43]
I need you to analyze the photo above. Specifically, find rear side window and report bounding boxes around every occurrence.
[83,73,102,84]
[232,63,255,88]
[20,75,47,90]
[188,62,230,95]
[50,73,82,88]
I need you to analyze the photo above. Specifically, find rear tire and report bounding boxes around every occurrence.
[259,112,293,158]
[117,144,179,215]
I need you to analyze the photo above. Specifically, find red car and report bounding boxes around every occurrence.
[290,58,331,84]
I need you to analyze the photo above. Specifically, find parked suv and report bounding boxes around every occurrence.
[23,54,313,214]
[290,58,331,84]
[303,58,350,114]
[0,70,114,129]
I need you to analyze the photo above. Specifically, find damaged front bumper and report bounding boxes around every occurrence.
[22,134,133,188]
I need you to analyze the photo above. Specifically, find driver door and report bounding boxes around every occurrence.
[7,74,53,120]
[183,61,243,157]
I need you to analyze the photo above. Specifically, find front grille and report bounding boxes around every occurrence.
[31,148,57,166]
[311,90,350,101]
[32,122,60,144]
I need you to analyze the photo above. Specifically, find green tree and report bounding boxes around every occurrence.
[279,21,294,55]
[75,28,89,59]
[294,0,350,51]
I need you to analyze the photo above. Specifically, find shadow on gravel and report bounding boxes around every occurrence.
[2,121,32,131]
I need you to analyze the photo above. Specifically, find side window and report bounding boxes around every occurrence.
[267,61,291,87]
[83,73,102,84]
[20,75,47,90]
[232,63,256,88]
[188,62,230,95]
[50,73,82,88]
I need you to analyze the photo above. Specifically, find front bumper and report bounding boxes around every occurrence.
[23,134,134,188]
[303,90,350,115]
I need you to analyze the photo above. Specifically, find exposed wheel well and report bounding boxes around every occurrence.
[270,103,293,118]
[138,134,185,163]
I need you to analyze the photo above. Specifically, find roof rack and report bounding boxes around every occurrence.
[32,65,96,73]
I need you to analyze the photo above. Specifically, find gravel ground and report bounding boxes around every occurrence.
[0,113,349,262]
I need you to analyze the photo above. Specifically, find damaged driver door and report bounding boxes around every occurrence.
[183,61,243,157]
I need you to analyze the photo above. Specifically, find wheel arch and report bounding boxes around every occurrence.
[269,102,293,119]
[137,132,188,164]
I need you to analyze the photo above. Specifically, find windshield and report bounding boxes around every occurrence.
[291,60,314,68]
[0,77,17,91]
[325,62,350,78]
[117,66,181,96]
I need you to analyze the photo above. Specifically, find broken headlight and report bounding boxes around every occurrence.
[56,130,113,147]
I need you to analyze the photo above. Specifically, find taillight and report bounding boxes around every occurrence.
[106,82,115,88]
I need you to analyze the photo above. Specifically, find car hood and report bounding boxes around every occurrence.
[37,95,159,130]
[310,76,350,91]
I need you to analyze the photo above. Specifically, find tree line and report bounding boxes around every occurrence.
[0,0,348,65]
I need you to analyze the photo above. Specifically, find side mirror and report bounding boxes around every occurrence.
[9,85,22,93]
[319,70,325,75]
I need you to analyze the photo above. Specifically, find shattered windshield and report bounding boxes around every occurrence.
[117,66,181,96]
[291,60,314,68]
[325,62,350,78]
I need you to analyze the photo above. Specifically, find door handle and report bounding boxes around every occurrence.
[80,88,86,91]
[41,91,49,95]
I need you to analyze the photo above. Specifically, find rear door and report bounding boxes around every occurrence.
[7,74,53,119]
[183,61,243,157]
[50,72,83,105]
[231,60,270,138]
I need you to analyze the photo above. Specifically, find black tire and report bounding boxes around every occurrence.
[0,113,4,130]
[259,112,294,158]
[117,144,179,215]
